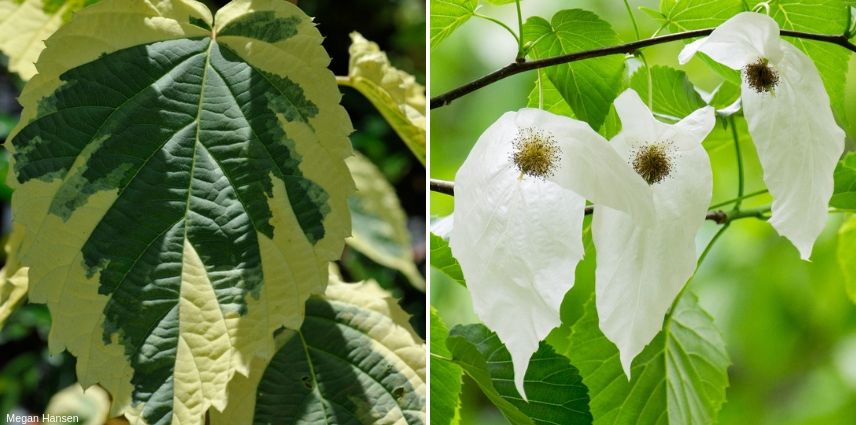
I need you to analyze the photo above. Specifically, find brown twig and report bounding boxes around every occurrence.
[430,29,856,109]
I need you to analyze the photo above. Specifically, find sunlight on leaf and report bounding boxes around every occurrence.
[212,276,426,425]
[0,0,97,80]
[343,32,426,165]
[430,0,479,47]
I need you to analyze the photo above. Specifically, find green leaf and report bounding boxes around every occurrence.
[629,65,706,122]
[569,293,729,425]
[0,150,13,202]
[526,70,574,117]
[832,152,856,208]
[483,0,517,4]
[0,0,98,80]
[429,233,465,287]
[747,0,852,122]
[707,80,742,110]
[523,9,625,130]
[8,1,354,423]
[430,307,463,425]
[212,277,427,424]
[346,153,425,291]
[657,0,744,85]
[430,0,479,47]
[447,323,592,425]
[659,0,744,32]
[344,33,426,165]
[839,216,856,303]
[639,6,666,23]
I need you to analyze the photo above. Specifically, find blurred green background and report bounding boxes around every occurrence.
[0,0,425,420]
[430,1,856,424]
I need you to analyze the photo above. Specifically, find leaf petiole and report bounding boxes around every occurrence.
[473,13,519,45]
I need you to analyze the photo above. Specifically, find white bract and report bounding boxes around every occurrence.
[450,108,654,398]
[679,12,845,260]
[593,89,715,377]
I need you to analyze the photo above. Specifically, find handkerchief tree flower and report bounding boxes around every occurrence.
[593,89,715,377]
[430,1,856,424]
[679,12,846,260]
[450,107,655,398]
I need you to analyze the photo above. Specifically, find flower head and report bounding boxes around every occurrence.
[593,89,715,378]
[631,141,675,185]
[679,12,845,260]
[510,127,561,178]
[450,108,654,399]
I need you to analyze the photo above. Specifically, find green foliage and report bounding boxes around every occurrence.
[839,216,856,303]
[658,0,744,32]
[430,0,479,47]
[706,80,742,110]
[832,152,856,208]
[430,307,463,425]
[522,9,625,130]
[429,233,466,287]
[629,66,707,122]
[526,70,575,117]
[657,0,744,85]
[447,323,592,425]
[569,293,730,425]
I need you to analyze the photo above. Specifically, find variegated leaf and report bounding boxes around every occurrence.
[7,0,354,423]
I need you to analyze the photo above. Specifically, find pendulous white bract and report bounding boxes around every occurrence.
[679,12,845,260]
[593,89,715,377]
[450,108,654,399]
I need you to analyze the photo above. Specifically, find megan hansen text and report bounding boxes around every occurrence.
[6,413,80,423]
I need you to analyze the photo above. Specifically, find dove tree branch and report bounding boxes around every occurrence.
[430,28,856,109]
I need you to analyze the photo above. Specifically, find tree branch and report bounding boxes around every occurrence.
[430,178,770,225]
[430,29,856,109]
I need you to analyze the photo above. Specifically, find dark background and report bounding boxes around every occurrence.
[0,0,425,417]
